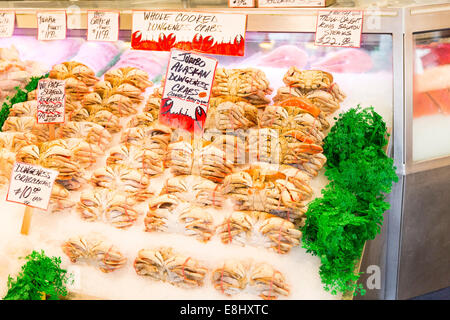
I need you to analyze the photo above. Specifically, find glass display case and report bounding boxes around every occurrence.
[0,0,447,301]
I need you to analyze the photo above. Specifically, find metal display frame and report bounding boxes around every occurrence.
[403,3,450,175]
[2,1,449,300]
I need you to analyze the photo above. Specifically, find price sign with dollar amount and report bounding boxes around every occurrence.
[87,10,119,42]
[315,10,364,48]
[6,162,58,210]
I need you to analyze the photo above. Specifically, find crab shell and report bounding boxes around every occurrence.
[283,68,333,90]
[0,132,37,152]
[46,138,102,169]
[2,116,35,132]
[105,94,137,117]
[178,206,215,242]
[0,148,15,186]
[144,194,181,232]
[78,188,139,228]
[163,175,222,207]
[208,134,246,165]
[9,100,38,117]
[134,248,166,281]
[259,105,329,140]
[91,165,152,202]
[57,121,112,150]
[205,101,258,131]
[107,143,164,176]
[120,124,172,150]
[144,95,161,120]
[259,215,302,254]
[48,182,74,213]
[89,110,122,133]
[127,112,155,128]
[212,259,248,296]
[249,262,290,300]
[64,78,91,100]
[216,211,254,245]
[91,241,127,273]
[104,67,153,91]
[49,61,98,86]
[212,68,273,105]
[62,236,90,263]
[165,253,208,288]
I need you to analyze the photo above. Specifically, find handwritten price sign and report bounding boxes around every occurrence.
[315,10,363,48]
[37,11,66,40]
[6,162,58,210]
[0,12,14,38]
[229,0,255,7]
[159,49,217,133]
[87,10,119,42]
[37,79,65,124]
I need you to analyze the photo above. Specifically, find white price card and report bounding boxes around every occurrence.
[258,0,327,7]
[315,10,364,48]
[159,49,218,133]
[0,11,15,38]
[229,0,255,8]
[87,10,119,42]
[131,11,247,56]
[37,11,66,41]
[6,162,58,210]
[37,79,65,124]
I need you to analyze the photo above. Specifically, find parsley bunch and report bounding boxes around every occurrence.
[302,106,398,296]
[0,74,48,131]
[3,250,71,300]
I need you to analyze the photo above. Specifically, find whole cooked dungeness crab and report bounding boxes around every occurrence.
[104,67,153,91]
[162,174,223,207]
[210,68,273,107]
[62,236,126,273]
[167,141,233,183]
[91,165,152,202]
[216,211,302,254]
[134,247,208,288]
[107,143,164,176]
[212,259,248,296]
[249,262,290,300]
[222,164,312,222]
[247,128,326,176]
[274,68,346,115]
[49,61,98,86]
[78,188,140,228]
[259,97,329,144]
[204,101,258,132]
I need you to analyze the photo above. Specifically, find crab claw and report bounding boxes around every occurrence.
[279,97,321,118]
[283,130,316,145]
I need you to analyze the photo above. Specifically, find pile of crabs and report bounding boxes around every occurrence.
[0,63,345,300]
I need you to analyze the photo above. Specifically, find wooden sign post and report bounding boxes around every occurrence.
[6,162,58,235]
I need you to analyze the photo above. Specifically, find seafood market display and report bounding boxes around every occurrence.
[0,45,348,300]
